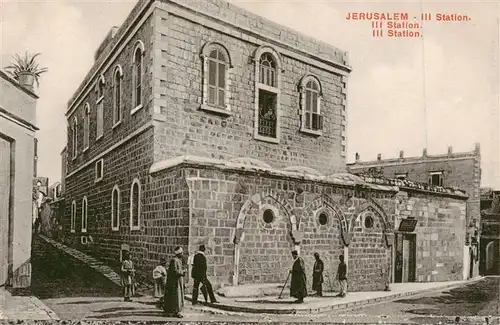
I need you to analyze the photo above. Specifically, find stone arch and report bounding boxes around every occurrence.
[233,188,296,285]
[350,198,389,233]
[300,193,348,234]
[485,241,495,272]
[200,41,233,68]
[253,44,283,72]
[234,188,296,235]
[298,74,323,96]
[348,198,391,292]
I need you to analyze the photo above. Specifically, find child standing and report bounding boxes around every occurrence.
[153,259,167,306]
[121,251,135,302]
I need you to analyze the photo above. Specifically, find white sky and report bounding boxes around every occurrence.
[1,0,498,187]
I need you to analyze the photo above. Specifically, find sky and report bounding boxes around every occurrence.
[1,0,499,187]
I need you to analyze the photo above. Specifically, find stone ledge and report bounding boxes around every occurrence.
[149,155,398,193]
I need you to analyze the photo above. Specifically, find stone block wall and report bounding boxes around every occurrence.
[63,128,154,269]
[171,165,397,291]
[396,192,466,282]
[151,3,349,175]
[349,206,391,291]
[66,13,154,175]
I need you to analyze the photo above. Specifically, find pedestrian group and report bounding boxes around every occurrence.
[120,247,348,318]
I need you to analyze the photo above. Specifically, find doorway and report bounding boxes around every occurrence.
[394,233,416,283]
[0,137,12,286]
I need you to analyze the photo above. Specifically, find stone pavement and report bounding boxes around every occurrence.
[0,288,59,320]
[185,278,485,315]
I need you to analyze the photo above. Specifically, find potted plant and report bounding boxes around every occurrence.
[4,52,48,90]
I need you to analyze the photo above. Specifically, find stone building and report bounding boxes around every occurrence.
[479,188,500,275]
[62,0,471,292]
[0,69,39,289]
[347,145,482,279]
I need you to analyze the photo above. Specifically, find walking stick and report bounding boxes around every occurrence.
[278,271,291,300]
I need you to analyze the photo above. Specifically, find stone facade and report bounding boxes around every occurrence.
[347,145,481,279]
[151,0,350,174]
[0,70,39,289]
[143,157,468,292]
[479,189,500,275]
[62,0,470,294]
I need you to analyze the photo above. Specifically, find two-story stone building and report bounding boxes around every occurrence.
[347,145,482,280]
[63,0,472,292]
[0,69,39,289]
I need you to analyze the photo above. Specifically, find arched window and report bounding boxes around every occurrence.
[130,178,141,231]
[82,196,88,233]
[253,46,282,143]
[83,103,90,151]
[72,117,78,159]
[299,75,323,134]
[200,42,232,115]
[71,200,76,233]
[95,74,105,139]
[132,41,145,114]
[113,66,123,126]
[111,185,120,231]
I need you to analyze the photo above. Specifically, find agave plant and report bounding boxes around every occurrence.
[4,52,48,88]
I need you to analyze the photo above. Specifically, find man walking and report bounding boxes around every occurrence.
[290,250,307,303]
[163,246,185,318]
[191,244,218,305]
[336,254,347,297]
[312,252,324,296]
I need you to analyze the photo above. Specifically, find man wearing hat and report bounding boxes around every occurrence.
[191,244,218,305]
[163,246,186,318]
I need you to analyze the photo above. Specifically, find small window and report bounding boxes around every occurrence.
[262,209,275,224]
[95,159,104,182]
[111,185,120,231]
[364,214,374,229]
[130,178,141,230]
[300,76,323,133]
[96,75,105,139]
[72,117,78,159]
[81,196,88,233]
[200,42,232,115]
[429,171,443,186]
[132,41,145,114]
[83,103,90,151]
[112,66,123,127]
[318,212,329,225]
[71,200,76,233]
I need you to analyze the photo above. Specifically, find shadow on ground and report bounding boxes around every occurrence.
[31,235,122,299]
[394,277,500,317]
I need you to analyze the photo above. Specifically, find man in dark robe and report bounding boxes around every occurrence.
[312,252,324,296]
[163,246,185,318]
[289,250,307,303]
[336,254,347,297]
[191,244,218,304]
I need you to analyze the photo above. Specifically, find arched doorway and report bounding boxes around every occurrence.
[485,241,495,273]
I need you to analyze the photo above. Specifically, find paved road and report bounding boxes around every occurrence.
[30,237,500,323]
